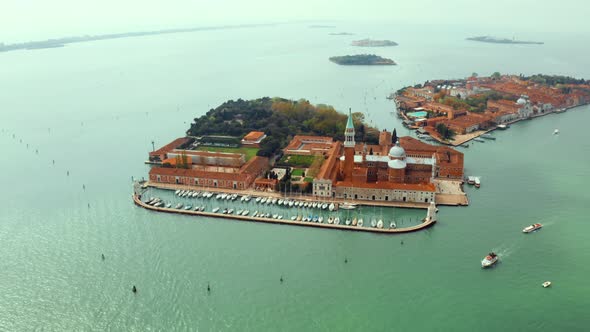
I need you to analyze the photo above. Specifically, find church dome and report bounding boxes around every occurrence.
[388,141,406,158]
[388,159,407,169]
[516,97,527,105]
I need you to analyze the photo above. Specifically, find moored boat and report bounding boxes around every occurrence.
[376,220,384,229]
[474,177,481,188]
[357,219,364,227]
[523,223,542,233]
[481,252,498,268]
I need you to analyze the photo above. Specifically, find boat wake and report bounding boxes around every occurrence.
[491,244,519,259]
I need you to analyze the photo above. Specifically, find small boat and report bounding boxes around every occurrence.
[192,192,199,198]
[212,207,220,213]
[242,210,249,216]
[296,215,303,221]
[272,214,278,219]
[370,219,377,228]
[216,194,222,199]
[260,198,267,204]
[376,220,384,229]
[329,203,335,211]
[357,219,364,227]
[340,203,357,210]
[289,201,294,207]
[312,216,318,222]
[278,199,284,205]
[165,203,172,208]
[154,202,164,207]
[236,209,243,215]
[553,129,559,135]
[312,202,318,208]
[271,198,277,204]
[227,209,234,214]
[482,134,496,140]
[390,222,397,229]
[523,223,542,233]
[474,138,485,143]
[175,190,180,195]
[200,206,205,212]
[194,206,200,211]
[542,281,551,288]
[497,124,509,130]
[334,217,340,225]
[481,252,499,268]
[318,216,323,223]
[278,215,283,220]
[255,197,261,203]
[244,196,251,202]
[175,203,183,209]
[327,217,334,224]
[222,208,228,214]
[352,218,357,226]
[291,216,297,221]
[253,211,259,217]
[467,176,476,185]
[474,177,481,188]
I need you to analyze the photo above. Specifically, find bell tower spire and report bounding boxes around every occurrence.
[344,108,355,148]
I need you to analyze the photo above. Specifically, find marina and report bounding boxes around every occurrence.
[133,186,437,234]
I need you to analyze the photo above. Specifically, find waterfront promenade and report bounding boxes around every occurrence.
[133,194,436,234]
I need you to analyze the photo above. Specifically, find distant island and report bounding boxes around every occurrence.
[329,54,396,66]
[309,25,336,29]
[351,38,398,47]
[466,36,544,45]
[329,32,354,36]
[0,23,277,53]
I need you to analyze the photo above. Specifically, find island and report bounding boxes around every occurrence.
[329,54,396,66]
[466,36,543,45]
[329,32,354,36]
[0,23,277,53]
[309,25,336,28]
[392,73,590,146]
[351,38,398,47]
[134,96,468,233]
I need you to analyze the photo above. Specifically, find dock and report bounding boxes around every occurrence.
[132,194,436,234]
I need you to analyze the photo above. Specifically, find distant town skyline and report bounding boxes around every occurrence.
[1,0,588,41]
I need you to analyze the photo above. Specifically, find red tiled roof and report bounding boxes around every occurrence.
[243,131,265,141]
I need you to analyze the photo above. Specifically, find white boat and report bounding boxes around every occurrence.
[497,124,509,130]
[390,222,397,229]
[318,216,323,223]
[278,199,284,205]
[329,203,335,211]
[542,281,551,288]
[194,206,200,211]
[227,209,234,214]
[237,209,243,215]
[271,198,277,204]
[334,217,340,225]
[272,214,278,219]
[222,208,228,214]
[523,223,542,233]
[553,129,559,135]
[154,202,164,207]
[312,202,318,208]
[175,190,180,195]
[216,194,222,199]
[184,205,192,210]
[474,177,481,188]
[175,203,183,209]
[212,207,220,213]
[481,252,499,268]
[322,203,328,210]
[260,198,267,204]
[278,215,283,220]
[345,219,351,225]
[165,203,172,208]
[370,219,377,228]
[357,219,364,227]
[376,220,384,229]
[340,203,357,210]
[255,197,261,203]
[291,216,297,221]
[327,217,334,224]
[352,218,357,226]
[467,176,476,185]
[242,210,249,216]
[253,211,258,217]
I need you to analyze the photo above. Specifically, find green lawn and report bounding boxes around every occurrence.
[291,169,305,176]
[195,146,259,161]
[279,155,319,167]
[304,177,314,183]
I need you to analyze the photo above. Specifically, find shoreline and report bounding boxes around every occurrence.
[132,194,436,234]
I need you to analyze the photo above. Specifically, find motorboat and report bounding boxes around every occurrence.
[481,252,499,268]
[497,124,509,130]
[553,129,559,135]
[329,203,335,211]
[192,192,199,198]
[291,216,297,221]
[278,215,283,220]
[194,206,200,211]
[236,209,243,215]
[253,211,258,217]
[199,206,205,212]
[260,198,267,204]
[370,219,377,228]
[154,202,164,207]
[377,220,384,229]
[318,216,323,223]
[340,203,357,210]
[278,199,284,205]
[327,217,334,224]
[390,222,397,229]
[542,281,551,288]
[212,207,220,213]
[482,134,496,140]
[523,223,542,233]
[322,203,328,210]
[467,176,476,185]
[352,218,357,226]
[242,210,249,216]
[265,198,272,205]
[165,203,172,208]
[175,190,180,195]
[271,198,277,204]
[227,209,234,214]
[255,197,262,203]
[474,138,485,143]
[184,205,192,210]
[272,214,278,219]
[357,219,364,227]
[312,202,318,208]
[222,208,228,214]
[175,203,183,209]
[474,177,481,188]
[296,215,303,221]
[334,217,340,225]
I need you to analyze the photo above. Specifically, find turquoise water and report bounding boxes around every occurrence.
[1,23,590,331]
[407,111,427,118]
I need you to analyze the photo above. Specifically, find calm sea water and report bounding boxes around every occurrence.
[1,23,590,331]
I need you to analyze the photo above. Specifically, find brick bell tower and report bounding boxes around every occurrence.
[343,108,355,180]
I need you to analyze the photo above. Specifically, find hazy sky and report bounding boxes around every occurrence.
[1,0,588,41]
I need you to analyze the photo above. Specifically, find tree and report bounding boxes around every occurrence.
[471,72,478,77]
[436,123,456,140]
[491,72,501,79]
[392,128,398,144]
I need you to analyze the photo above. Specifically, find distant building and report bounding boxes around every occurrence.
[283,135,335,156]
